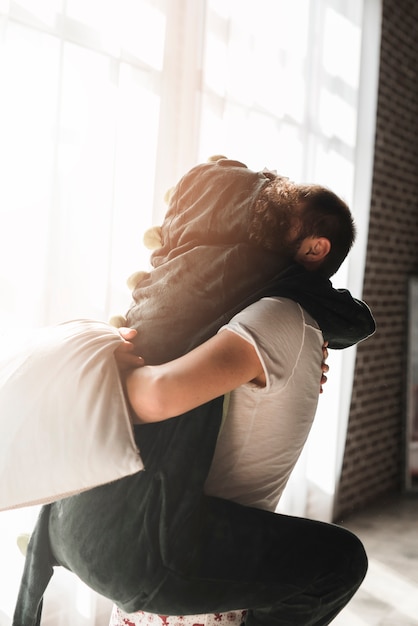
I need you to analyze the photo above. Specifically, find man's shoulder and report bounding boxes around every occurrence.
[237,296,305,323]
[227,297,313,341]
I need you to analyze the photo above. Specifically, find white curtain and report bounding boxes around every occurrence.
[197,0,381,521]
[0,2,171,623]
[0,1,380,624]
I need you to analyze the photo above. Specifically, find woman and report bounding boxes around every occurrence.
[12,159,373,626]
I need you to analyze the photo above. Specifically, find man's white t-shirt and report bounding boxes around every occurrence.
[205,296,324,512]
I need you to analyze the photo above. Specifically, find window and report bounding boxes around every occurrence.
[0,0,168,327]
[0,1,380,622]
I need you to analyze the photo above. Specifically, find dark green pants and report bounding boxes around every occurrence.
[13,401,367,626]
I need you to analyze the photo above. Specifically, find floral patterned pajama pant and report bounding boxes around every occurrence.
[109,606,247,626]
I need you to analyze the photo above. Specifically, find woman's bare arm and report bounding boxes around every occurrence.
[125,329,265,424]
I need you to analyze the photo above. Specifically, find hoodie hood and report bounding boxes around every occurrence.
[126,158,375,362]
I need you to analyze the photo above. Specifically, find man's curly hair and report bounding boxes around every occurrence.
[249,176,356,278]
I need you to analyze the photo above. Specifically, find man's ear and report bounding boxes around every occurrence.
[295,237,331,269]
[308,237,331,261]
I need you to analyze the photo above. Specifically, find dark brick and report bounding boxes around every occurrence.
[334,0,418,519]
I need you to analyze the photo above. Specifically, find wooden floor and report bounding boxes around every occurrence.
[333,493,418,625]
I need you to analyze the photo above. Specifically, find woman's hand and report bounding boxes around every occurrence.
[319,341,329,394]
[114,328,144,372]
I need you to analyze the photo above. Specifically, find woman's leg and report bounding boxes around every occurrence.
[138,497,367,626]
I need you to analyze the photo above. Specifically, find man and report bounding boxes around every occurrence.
[111,303,334,626]
[13,159,374,626]
[109,170,365,625]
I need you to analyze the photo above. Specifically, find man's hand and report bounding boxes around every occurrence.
[319,342,329,394]
[114,328,144,372]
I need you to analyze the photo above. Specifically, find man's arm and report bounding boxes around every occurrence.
[115,328,329,412]
[125,329,264,424]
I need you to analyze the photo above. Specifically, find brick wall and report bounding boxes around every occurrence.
[334,0,418,519]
